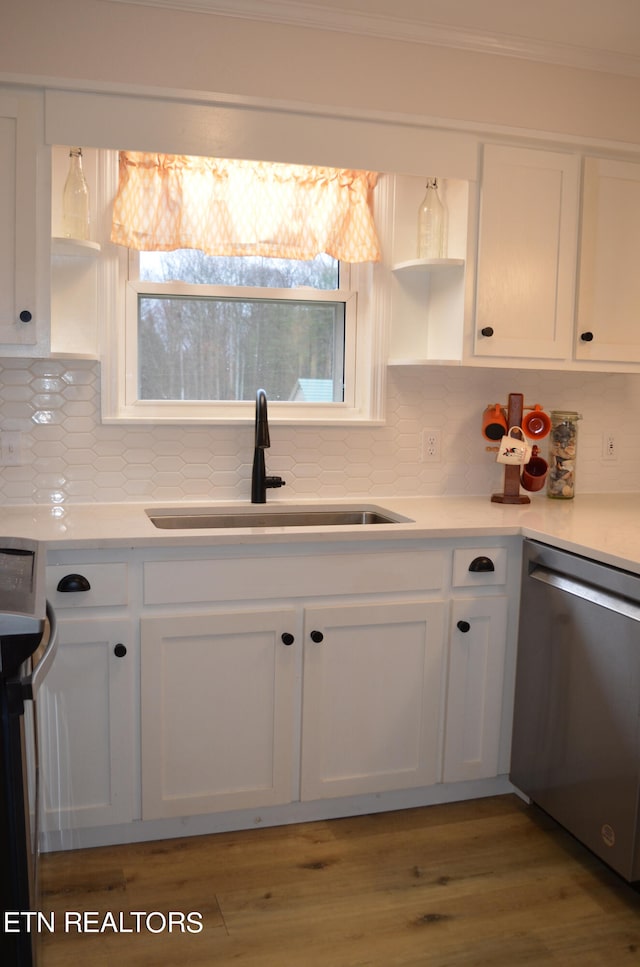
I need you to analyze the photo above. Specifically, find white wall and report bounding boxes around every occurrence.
[3,0,640,147]
[2,3,640,505]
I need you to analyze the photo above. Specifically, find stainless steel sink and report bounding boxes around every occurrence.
[146,506,412,530]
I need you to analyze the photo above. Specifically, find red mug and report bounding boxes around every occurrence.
[482,404,508,442]
[521,446,549,492]
[522,405,551,440]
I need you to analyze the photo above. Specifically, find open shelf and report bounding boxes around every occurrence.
[52,236,101,257]
[386,175,469,366]
[392,258,464,272]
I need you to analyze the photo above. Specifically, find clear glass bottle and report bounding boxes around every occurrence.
[62,147,90,240]
[417,178,446,259]
[547,410,581,499]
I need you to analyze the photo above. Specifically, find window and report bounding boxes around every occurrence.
[129,250,352,405]
[102,151,387,424]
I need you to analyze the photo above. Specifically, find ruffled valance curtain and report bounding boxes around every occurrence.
[110,151,381,263]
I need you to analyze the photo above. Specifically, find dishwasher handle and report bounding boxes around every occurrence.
[530,565,640,623]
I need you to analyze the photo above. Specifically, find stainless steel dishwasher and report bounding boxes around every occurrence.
[510,538,640,883]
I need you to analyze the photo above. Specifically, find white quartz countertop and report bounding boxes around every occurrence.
[2,494,640,574]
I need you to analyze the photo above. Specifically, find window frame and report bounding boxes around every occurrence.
[99,151,388,425]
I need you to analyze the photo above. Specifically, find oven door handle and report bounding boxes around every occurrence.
[530,566,640,622]
[22,601,58,700]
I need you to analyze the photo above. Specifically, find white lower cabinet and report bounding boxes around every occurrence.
[300,600,446,800]
[39,616,136,834]
[140,608,297,819]
[140,598,447,816]
[443,596,509,782]
[42,538,517,845]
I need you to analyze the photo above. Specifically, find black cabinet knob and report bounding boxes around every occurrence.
[281,633,295,646]
[469,556,495,573]
[580,331,594,342]
[456,620,471,633]
[57,573,91,592]
[19,310,32,323]
[480,326,494,337]
[310,630,324,643]
[114,643,127,658]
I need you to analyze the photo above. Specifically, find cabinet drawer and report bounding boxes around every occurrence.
[452,548,507,587]
[144,548,447,605]
[46,563,128,608]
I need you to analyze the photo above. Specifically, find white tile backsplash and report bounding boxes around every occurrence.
[0,357,637,504]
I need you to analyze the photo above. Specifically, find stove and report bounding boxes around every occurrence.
[0,537,56,967]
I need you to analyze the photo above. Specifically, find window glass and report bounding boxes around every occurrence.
[137,291,345,402]
[139,250,340,289]
[135,248,345,403]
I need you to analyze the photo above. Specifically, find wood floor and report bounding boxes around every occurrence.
[39,794,640,966]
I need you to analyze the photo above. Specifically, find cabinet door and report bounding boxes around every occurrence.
[0,92,43,347]
[141,608,296,819]
[301,599,446,800]
[474,144,579,360]
[576,157,640,363]
[39,617,135,834]
[443,596,508,783]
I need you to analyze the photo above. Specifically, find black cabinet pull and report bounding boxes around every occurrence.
[580,331,594,342]
[281,633,295,646]
[114,643,127,658]
[57,573,91,592]
[480,326,494,337]
[310,630,324,643]
[457,620,471,633]
[19,310,32,323]
[469,556,495,573]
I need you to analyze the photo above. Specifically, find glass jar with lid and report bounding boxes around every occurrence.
[547,410,581,499]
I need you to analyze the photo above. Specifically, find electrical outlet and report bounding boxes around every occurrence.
[422,428,441,463]
[0,431,23,466]
[602,432,617,461]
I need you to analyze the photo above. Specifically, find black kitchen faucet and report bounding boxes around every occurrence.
[251,388,285,503]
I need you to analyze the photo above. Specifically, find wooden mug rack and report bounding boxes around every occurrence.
[490,392,532,505]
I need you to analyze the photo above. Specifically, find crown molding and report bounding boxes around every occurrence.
[103,0,640,78]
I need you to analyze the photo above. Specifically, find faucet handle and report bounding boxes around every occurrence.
[266,476,286,490]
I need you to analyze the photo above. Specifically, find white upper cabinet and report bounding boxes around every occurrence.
[576,157,640,364]
[0,91,49,354]
[474,144,580,361]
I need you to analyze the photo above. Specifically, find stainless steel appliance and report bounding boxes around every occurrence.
[0,539,57,966]
[511,538,640,883]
